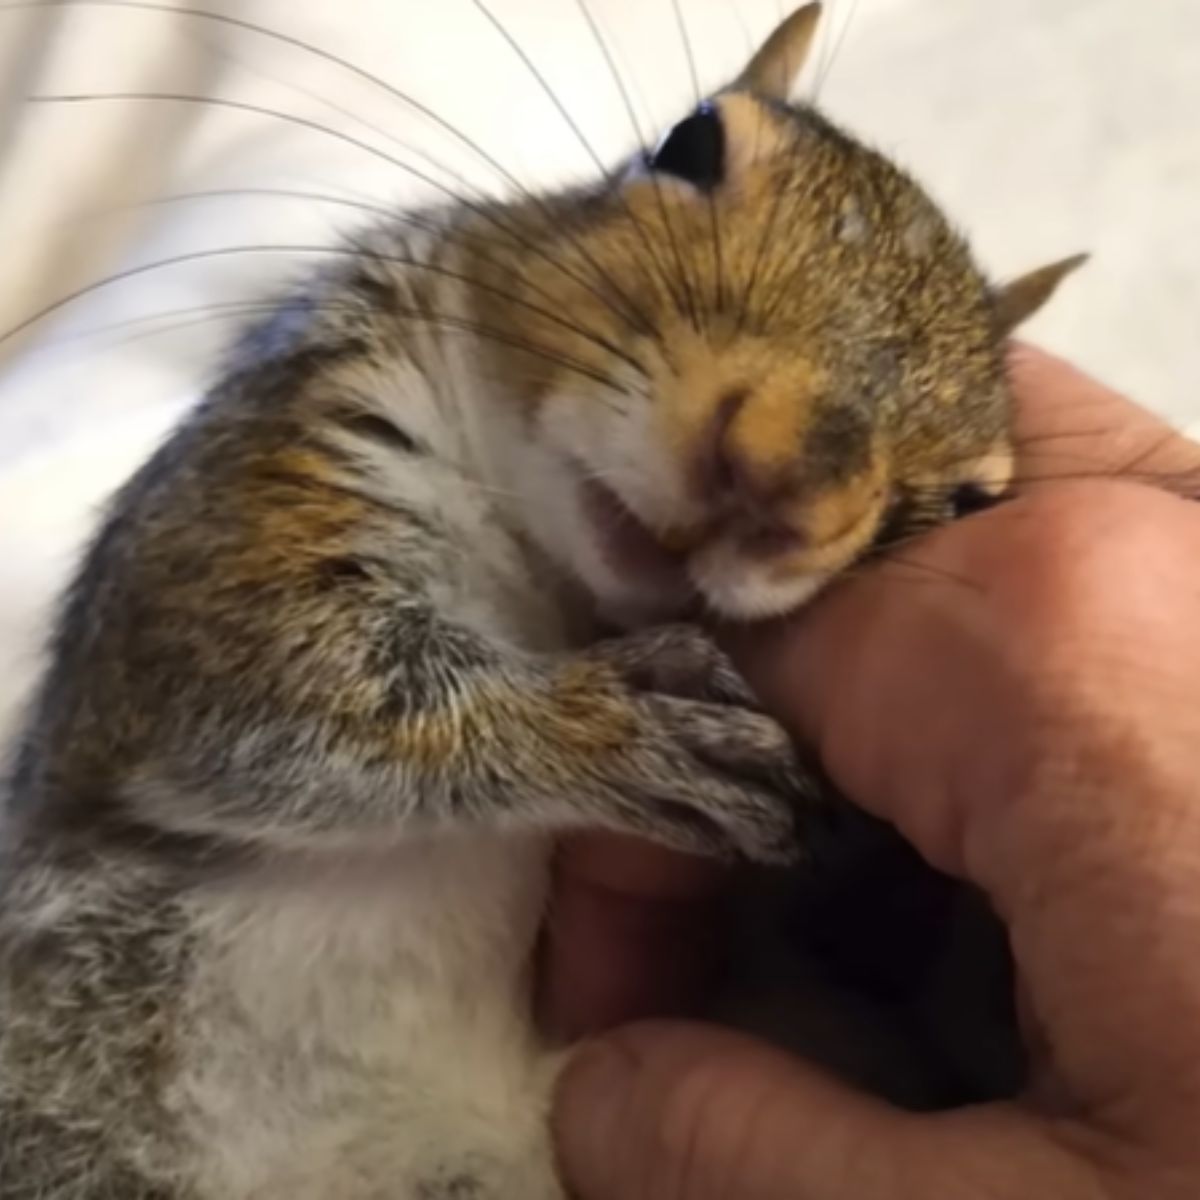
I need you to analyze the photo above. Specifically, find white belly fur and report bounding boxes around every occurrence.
[172,832,563,1200]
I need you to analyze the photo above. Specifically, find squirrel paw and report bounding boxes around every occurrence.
[583,623,759,709]
[584,626,814,865]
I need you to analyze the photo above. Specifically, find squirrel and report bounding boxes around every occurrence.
[0,6,1084,1198]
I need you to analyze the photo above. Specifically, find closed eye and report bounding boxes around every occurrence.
[950,482,1007,520]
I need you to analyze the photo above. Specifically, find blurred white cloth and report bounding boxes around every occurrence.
[1,0,1198,743]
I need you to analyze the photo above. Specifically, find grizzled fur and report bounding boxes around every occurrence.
[1,7,1079,1197]
[0,213,803,1197]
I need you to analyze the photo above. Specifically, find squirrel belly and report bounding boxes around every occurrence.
[173,833,562,1200]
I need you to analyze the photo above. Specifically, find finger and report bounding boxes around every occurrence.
[1008,342,1200,493]
[726,481,1200,1138]
[728,481,1200,886]
[555,1022,1104,1200]
[541,834,731,1040]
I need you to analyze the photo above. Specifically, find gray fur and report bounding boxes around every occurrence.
[0,22,1054,1187]
[0,210,804,1198]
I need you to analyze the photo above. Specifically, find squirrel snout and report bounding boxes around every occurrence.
[689,386,884,559]
[696,388,754,499]
[695,387,796,509]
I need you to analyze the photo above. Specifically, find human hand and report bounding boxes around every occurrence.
[547,345,1200,1198]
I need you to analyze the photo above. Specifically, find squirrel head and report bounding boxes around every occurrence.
[470,3,1085,623]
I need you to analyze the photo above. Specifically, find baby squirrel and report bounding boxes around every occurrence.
[0,6,1083,1198]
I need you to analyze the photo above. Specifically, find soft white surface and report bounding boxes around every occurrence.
[1,0,1198,742]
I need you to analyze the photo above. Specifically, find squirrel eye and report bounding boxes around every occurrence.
[951,482,1003,520]
[647,102,725,190]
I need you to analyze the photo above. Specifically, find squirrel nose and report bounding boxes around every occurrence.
[698,388,751,498]
[697,388,779,509]
[694,388,808,553]
[688,386,885,558]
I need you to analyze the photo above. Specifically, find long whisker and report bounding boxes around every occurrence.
[670,0,719,327]
[672,0,724,323]
[1,1,524,196]
[671,0,702,103]
[730,23,782,333]
[0,241,644,378]
[18,91,478,224]
[15,191,644,388]
[904,410,1198,482]
[1112,427,1200,480]
[343,232,647,377]
[84,186,399,226]
[465,0,665,339]
[754,111,841,324]
[20,0,679,340]
[814,0,863,100]
[60,294,634,397]
[465,0,605,179]
[47,280,638,393]
[759,0,895,325]
[736,155,792,334]
[901,461,1200,499]
[876,554,980,593]
[723,0,756,56]
[1025,468,1200,493]
[862,520,987,591]
[23,91,653,341]
[130,192,632,364]
[764,110,911,327]
[755,193,812,325]
[806,0,833,96]
[1014,425,1130,447]
[188,22,490,204]
[570,0,692,319]
[192,1,663,346]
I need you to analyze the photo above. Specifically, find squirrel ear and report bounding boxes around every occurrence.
[734,3,823,101]
[993,253,1089,334]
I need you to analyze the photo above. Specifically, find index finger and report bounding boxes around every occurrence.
[539,834,731,1041]
[1009,343,1200,492]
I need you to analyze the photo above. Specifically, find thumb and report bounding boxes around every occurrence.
[553,1023,1102,1200]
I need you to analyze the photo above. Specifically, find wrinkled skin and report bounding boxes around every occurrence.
[547,345,1200,1200]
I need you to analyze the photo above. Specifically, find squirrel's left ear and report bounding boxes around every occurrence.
[993,254,1089,334]
[733,3,822,102]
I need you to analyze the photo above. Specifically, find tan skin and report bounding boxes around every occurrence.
[544,345,1200,1199]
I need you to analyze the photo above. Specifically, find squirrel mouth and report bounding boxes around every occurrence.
[579,478,691,591]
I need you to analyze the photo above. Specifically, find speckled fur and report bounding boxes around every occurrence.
[0,7,1080,1197]
[0,211,804,1200]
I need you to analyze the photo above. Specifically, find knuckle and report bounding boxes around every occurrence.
[647,1052,776,1200]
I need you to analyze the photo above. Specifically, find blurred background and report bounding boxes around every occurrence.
[0,0,1197,742]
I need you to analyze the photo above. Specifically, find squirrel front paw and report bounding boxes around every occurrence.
[582,623,759,708]
[582,626,815,865]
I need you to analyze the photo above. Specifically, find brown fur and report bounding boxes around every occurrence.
[465,86,1070,577]
[0,5,1084,1195]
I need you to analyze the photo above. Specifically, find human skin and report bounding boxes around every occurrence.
[544,345,1200,1199]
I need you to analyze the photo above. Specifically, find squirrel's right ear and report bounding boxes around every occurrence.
[734,3,823,102]
[993,254,1089,334]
